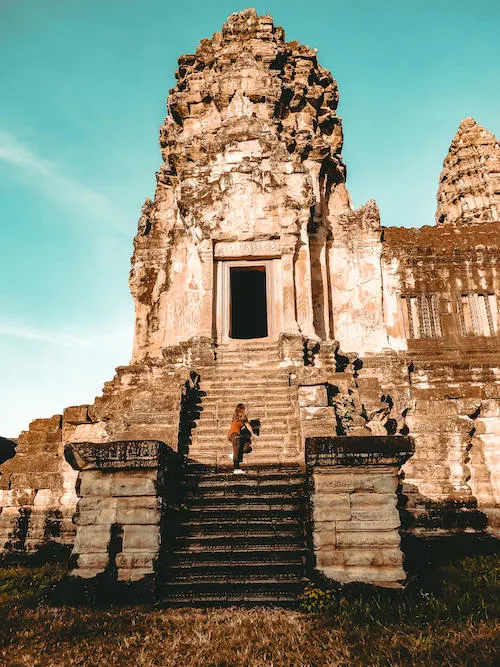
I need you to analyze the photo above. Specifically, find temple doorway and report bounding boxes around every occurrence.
[230,266,268,339]
[215,257,281,343]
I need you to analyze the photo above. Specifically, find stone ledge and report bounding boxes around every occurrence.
[306,435,414,467]
[64,440,177,471]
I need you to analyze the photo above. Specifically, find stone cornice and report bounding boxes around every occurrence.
[64,440,172,471]
[306,435,414,467]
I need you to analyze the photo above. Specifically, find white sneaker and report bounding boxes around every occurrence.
[233,469,246,475]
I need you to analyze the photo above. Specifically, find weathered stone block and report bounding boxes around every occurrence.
[63,405,90,425]
[382,549,404,567]
[298,385,328,407]
[350,493,396,510]
[335,517,400,532]
[336,530,400,548]
[300,406,335,421]
[117,567,155,582]
[76,553,110,569]
[73,525,111,553]
[115,553,155,569]
[301,421,337,438]
[342,550,385,566]
[312,526,336,549]
[110,473,157,497]
[313,503,351,522]
[75,497,118,526]
[78,472,113,498]
[313,472,356,493]
[350,507,399,523]
[115,507,161,525]
[313,470,398,494]
[314,550,345,567]
[116,496,160,511]
[320,565,405,585]
[122,525,160,552]
[474,419,500,435]
[72,568,103,580]
[10,473,62,492]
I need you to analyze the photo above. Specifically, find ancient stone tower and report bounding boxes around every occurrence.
[436,117,500,226]
[129,8,385,361]
[1,10,499,604]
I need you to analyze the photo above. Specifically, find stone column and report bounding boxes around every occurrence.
[64,440,179,596]
[306,435,414,587]
[281,235,301,335]
[197,240,214,340]
[295,221,318,340]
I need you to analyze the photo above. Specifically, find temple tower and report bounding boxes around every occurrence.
[130,9,388,360]
[436,117,500,226]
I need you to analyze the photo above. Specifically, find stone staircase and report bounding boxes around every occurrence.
[158,465,309,606]
[187,342,302,469]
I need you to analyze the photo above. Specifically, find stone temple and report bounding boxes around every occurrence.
[1,10,499,603]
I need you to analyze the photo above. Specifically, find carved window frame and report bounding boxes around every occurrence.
[456,292,498,337]
[400,293,442,340]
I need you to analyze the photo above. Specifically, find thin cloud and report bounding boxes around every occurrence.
[0,321,92,347]
[0,130,127,233]
[0,319,133,349]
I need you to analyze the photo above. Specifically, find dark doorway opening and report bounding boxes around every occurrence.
[230,266,268,339]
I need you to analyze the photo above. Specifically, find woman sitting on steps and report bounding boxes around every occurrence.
[227,403,258,475]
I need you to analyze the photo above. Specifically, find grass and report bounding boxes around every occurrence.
[0,543,498,666]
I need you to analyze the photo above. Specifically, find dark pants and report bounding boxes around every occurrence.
[229,433,244,470]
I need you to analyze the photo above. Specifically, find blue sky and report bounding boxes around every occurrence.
[0,0,498,436]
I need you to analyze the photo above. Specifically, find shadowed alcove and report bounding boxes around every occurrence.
[230,266,268,339]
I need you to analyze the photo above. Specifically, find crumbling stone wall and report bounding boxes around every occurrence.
[0,415,77,553]
[379,217,500,536]
[0,357,191,555]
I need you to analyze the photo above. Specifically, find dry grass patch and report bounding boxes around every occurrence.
[0,606,498,666]
[0,544,498,666]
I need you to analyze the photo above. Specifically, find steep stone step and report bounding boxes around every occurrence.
[183,494,305,508]
[158,589,303,608]
[199,374,290,384]
[178,517,305,533]
[183,502,304,516]
[187,452,300,466]
[164,564,306,579]
[185,482,305,497]
[185,467,304,480]
[159,465,309,606]
[191,424,293,440]
[176,532,305,546]
[199,405,293,416]
[158,577,307,602]
[169,544,306,561]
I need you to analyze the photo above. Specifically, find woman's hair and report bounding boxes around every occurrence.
[233,403,247,422]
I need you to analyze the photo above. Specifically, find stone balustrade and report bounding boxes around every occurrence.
[306,435,414,587]
[64,440,179,593]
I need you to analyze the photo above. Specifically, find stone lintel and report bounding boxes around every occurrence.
[64,440,176,472]
[214,239,281,259]
[306,436,414,467]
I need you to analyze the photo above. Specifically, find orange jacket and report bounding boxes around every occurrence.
[227,419,248,439]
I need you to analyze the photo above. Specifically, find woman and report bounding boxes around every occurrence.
[227,403,258,475]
